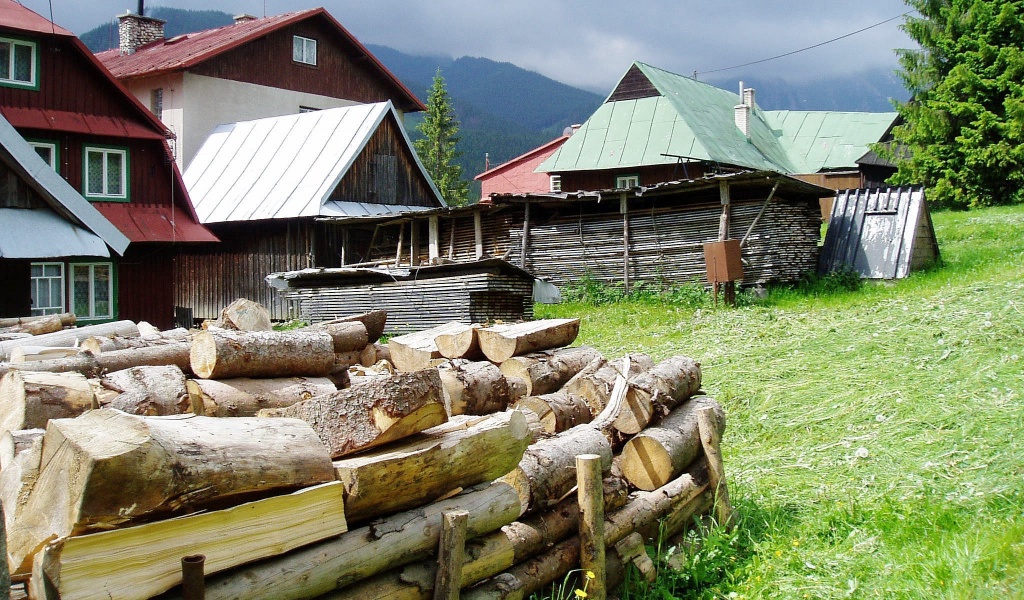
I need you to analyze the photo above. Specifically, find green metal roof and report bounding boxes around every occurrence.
[538,61,897,177]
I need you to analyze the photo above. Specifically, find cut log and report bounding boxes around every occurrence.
[501,425,613,514]
[0,313,75,329]
[512,391,592,434]
[437,360,511,416]
[562,353,654,416]
[0,430,43,557]
[333,411,534,523]
[7,409,334,575]
[14,315,63,336]
[2,344,195,380]
[9,346,80,363]
[476,319,581,364]
[100,365,189,415]
[187,377,336,417]
[498,347,601,396]
[305,310,387,345]
[0,428,43,469]
[190,330,335,379]
[323,322,370,353]
[435,323,483,360]
[0,320,138,359]
[620,396,725,491]
[190,481,522,600]
[219,298,272,331]
[30,482,347,600]
[0,371,97,436]
[388,322,469,372]
[80,328,189,354]
[269,369,448,458]
[626,355,703,417]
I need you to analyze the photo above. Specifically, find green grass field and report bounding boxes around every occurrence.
[536,205,1024,599]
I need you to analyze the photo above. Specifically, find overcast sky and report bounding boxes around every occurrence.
[20,0,915,92]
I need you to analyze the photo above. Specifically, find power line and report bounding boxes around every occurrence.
[695,12,909,78]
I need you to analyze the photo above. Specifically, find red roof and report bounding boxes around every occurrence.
[0,0,73,36]
[97,8,425,112]
[1,107,166,140]
[475,135,570,180]
[94,203,218,243]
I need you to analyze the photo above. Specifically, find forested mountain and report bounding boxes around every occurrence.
[80,8,233,51]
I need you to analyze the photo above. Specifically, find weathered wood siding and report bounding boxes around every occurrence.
[118,248,174,328]
[558,163,709,194]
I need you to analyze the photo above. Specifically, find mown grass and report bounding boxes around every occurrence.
[535,204,1024,599]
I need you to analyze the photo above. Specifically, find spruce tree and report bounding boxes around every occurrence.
[886,0,1024,208]
[415,70,470,206]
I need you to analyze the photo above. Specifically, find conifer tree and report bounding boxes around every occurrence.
[415,70,470,206]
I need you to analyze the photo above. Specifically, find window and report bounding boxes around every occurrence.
[616,175,639,189]
[298,105,320,113]
[30,263,64,316]
[549,175,562,193]
[0,37,37,89]
[84,146,129,201]
[28,141,58,170]
[71,263,113,320]
[150,88,163,120]
[292,35,317,66]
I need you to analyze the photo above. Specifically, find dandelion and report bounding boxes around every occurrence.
[855,447,870,459]
[575,569,596,599]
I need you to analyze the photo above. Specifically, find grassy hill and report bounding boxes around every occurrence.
[537,203,1024,597]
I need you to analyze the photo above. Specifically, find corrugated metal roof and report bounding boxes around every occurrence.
[0,107,167,140]
[0,208,109,258]
[538,61,895,176]
[0,112,129,255]
[96,9,425,113]
[184,102,444,224]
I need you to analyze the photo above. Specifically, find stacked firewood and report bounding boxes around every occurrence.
[0,301,731,600]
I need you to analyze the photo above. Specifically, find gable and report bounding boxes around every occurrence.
[607,64,660,102]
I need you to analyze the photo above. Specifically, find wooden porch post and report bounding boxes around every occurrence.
[718,180,735,305]
[520,202,531,270]
[428,216,440,264]
[474,211,484,260]
[410,219,420,267]
[621,192,630,293]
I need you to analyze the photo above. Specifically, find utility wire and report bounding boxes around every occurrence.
[695,12,909,77]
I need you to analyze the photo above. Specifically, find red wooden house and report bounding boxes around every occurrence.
[0,0,216,328]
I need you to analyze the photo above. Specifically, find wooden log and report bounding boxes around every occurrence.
[0,320,138,359]
[697,405,734,527]
[7,409,334,575]
[187,377,337,417]
[505,376,527,404]
[434,323,483,360]
[100,365,190,416]
[437,360,511,416]
[305,310,387,345]
[477,319,581,364]
[2,344,194,380]
[620,396,725,491]
[626,355,703,417]
[9,346,80,363]
[269,369,448,459]
[30,482,347,600]
[512,391,591,434]
[498,347,601,396]
[190,330,335,379]
[189,481,522,600]
[388,322,469,372]
[333,411,534,523]
[562,354,654,416]
[501,425,613,515]
[0,371,96,436]
[323,322,370,353]
[576,454,606,600]
[219,298,272,331]
[434,510,469,600]
[0,313,74,329]
[0,428,43,469]
[80,328,189,354]
[14,315,63,336]
[0,430,43,562]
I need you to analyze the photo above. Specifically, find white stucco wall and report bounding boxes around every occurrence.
[123,73,185,163]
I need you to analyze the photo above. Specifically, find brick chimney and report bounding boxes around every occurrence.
[233,14,258,24]
[118,12,165,55]
[734,81,754,139]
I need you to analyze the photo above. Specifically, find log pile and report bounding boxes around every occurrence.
[0,303,733,600]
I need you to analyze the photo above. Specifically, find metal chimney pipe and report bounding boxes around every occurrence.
[138,0,145,16]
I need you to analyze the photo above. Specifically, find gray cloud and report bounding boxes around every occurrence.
[20,0,914,91]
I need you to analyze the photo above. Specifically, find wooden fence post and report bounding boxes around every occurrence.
[697,406,734,527]
[577,453,606,600]
[434,510,469,600]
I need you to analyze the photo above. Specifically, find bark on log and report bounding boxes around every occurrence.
[434,510,469,600]
[512,392,592,434]
[437,360,511,416]
[219,298,272,331]
[12,315,63,337]
[627,356,703,418]
[435,323,483,360]
[187,377,336,417]
[322,322,370,353]
[305,310,387,345]
[0,342,192,379]
[0,320,138,359]
[477,319,581,364]
[190,330,335,379]
[620,396,725,491]
[6,409,334,575]
[9,347,80,363]
[269,369,448,459]
[80,328,189,354]
[388,322,469,372]
[30,482,347,600]
[0,371,97,436]
[100,365,190,416]
[0,313,74,329]
[501,425,613,515]
[189,481,522,600]
[576,454,606,600]
[333,411,534,523]
[498,347,601,396]
[562,354,654,416]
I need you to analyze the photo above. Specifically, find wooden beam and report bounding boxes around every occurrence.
[520,202,531,269]
[740,180,781,248]
[621,192,630,294]
[718,180,730,241]
[395,222,405,265]
[577,454,606,600]
[428,216,440,263]
[474,211,484,259]
[410,219,421,267]
[434,511,469,600]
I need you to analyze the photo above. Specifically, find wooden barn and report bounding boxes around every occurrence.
[176,101,445,322]
[0,0,216,328]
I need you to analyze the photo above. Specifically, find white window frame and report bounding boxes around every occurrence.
[30,262,65,316]
[292,35,317,66]
[28,141,57,170]
[0,37,37,88]
[70,263,113,320]
[616,175,639,189]
[84,146,128,200]
[549,175,562,193]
